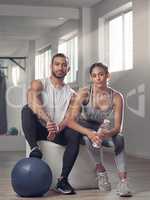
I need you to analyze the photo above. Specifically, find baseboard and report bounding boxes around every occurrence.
[126,152,150,160]
[103,147,150,160]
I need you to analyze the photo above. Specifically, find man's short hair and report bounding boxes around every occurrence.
[51,53,67,65]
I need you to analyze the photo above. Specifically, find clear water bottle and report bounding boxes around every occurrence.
[92,119,111,148]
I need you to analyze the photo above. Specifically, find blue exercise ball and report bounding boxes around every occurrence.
[11,157,52,197]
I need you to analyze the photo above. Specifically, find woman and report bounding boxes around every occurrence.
[67,63,132,197]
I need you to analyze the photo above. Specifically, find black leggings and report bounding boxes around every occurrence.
[21,105,81,179]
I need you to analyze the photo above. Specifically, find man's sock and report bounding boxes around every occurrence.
[29,146,43,159]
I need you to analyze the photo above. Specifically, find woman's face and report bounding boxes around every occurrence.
[90,66,109,88]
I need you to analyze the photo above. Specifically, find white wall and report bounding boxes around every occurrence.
[35,0,150,158]
[90,0,150,159]
[3,0,150,156]
[36,19,79,55]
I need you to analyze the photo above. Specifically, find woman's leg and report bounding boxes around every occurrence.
[83,136,111,191]
[79,120,106,171]
[111,134,132,197]
[83,136,105,171]
[112,134,127,179]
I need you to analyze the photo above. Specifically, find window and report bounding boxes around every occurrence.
[58,36,78,83]
[99,4,133,73]
[35,47,51,79]
[108,11,133,72]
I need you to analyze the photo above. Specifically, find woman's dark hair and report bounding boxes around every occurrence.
[89,62,108,74]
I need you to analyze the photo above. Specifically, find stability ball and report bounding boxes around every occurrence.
[11,157,52,197]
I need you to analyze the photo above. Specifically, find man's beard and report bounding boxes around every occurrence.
[51,70,66,79]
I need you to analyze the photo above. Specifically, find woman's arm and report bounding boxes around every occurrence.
[67,88,101,144]
[100,92,124,139]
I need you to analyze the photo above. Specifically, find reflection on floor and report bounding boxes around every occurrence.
[0,151,150,200]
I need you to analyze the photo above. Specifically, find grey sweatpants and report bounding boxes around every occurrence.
[79,119,126,173]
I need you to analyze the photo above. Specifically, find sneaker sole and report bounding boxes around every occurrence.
[116,191,132,197]
[54,188,75,195]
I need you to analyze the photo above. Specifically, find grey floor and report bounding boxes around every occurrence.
[0,151,150,200]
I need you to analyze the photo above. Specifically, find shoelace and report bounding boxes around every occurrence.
[97,173,108,182]
[59,179,70,188]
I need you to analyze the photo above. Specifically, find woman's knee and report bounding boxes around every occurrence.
[113,135,125,155]
[83,136,93,149]
[83,136,90,145]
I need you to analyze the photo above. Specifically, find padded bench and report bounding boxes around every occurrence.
[26,141,98,189]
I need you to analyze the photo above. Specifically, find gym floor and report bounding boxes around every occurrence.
[0,151,150,200]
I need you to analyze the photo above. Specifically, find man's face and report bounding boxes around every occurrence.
[51,56,69,79]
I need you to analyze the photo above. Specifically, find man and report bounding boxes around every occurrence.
[21,53,81,195]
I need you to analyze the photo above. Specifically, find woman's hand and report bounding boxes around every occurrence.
[87,131,102,144]
[99,129,110,140]
[76,87,89,103]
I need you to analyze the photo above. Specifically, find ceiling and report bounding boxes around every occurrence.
[0,0,103,56]
[0,0,102,8]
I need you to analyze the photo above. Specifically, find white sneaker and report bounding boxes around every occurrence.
[116,179,132,197]
[97,171,111,192]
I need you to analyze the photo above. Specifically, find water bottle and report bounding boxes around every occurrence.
[92,119,111,148]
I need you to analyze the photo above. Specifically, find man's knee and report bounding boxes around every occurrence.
[21,104,37,129]
[22,105,29,121]
[66,128,81,144]
[22,105,34,121]
[71,132,81,144]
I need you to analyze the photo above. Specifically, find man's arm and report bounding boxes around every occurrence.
[57,93,78,132]
[27,80,52,124]
[27,80,58,140]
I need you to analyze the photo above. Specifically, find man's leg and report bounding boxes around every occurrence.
[21,105,48,158]
[52,127,81,194]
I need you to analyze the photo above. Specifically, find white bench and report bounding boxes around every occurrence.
[26,141,98,189]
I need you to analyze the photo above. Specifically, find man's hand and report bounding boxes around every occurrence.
[46,121,58,141]
[58,121,67,132]
[47,131,56,141]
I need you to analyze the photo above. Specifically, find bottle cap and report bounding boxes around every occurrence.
[103,119,110,123]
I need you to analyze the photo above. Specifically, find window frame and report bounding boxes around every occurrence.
[35,45,52,79]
